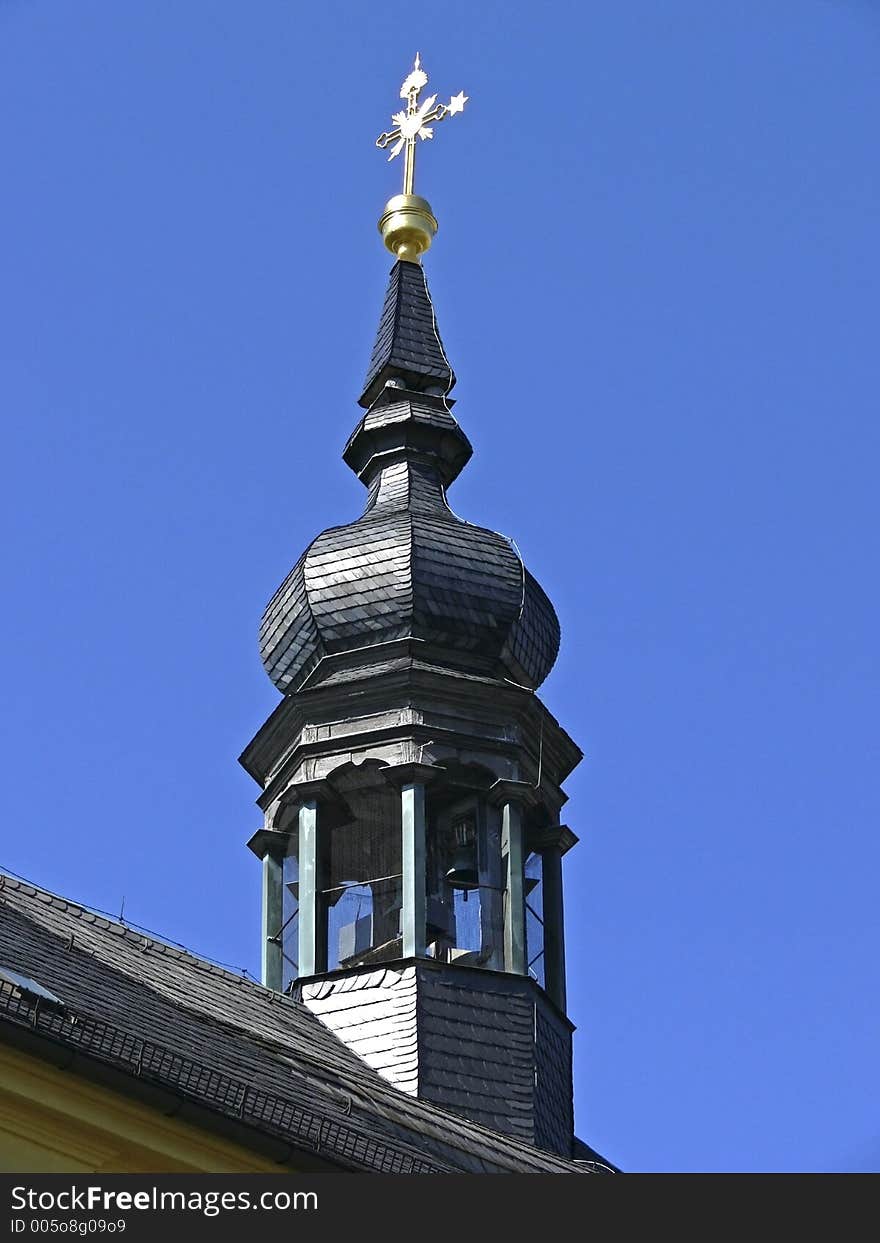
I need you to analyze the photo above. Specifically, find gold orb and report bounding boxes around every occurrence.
[378,194,438,263]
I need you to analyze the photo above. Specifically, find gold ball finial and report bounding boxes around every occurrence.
[374,55,467,263]
[378,193,438,263]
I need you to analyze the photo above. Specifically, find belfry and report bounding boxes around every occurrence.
[241,56,584,1156]
[0,51,623,1176]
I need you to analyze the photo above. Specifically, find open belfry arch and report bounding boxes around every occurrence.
[241,55,584,1157]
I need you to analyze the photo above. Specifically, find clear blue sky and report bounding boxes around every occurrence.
[1,1,878,1173]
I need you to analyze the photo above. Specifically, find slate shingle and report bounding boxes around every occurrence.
[0,874,590,1174]
[359,262,454,409]
[259,261,560,696]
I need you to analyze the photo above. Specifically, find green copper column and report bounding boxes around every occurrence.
[401,780,427,958]
[542,845,567,1011]
[501,799,527,975]
[298,797,323,977]
[247,827,291,992]
[385,763,436,960]
[490,781,536,977]
[532,825,577,1010]
[261,849,283,991]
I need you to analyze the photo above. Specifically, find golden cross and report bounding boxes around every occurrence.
[375,54,468,197]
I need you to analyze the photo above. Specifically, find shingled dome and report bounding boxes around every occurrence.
[260,260,560,694]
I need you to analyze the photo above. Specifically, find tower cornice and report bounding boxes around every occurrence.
[240,655,582,822]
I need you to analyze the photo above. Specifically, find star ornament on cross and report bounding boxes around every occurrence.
[376,54,468,196]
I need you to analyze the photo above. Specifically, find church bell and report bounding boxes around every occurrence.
[445,817,479,892]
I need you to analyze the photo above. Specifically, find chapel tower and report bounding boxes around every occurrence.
[241,57,583,1157]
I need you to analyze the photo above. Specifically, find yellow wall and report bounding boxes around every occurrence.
[0,1043,288,1173]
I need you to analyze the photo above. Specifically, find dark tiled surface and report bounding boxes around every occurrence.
[301,965,575,1159]
[418,969,540,1146]
[343,395,472,489]
[0,875,586,1173]
[360,260,454,408]
[261,257,560,699]
[534,995,575,1157]
[260,457,560,694]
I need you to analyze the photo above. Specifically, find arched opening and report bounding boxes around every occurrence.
[321,761,403,972]
[425,763,504,972]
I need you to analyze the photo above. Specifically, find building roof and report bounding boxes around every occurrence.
[359,259,455,408]
[0,873,611,1174]
[259,260,561,697]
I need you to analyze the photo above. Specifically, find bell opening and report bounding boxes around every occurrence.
[426,802,503,969]
[444,816,479,892]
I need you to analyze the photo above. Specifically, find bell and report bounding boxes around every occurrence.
[445,844,479,892]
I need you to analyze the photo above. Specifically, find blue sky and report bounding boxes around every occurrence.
[1,1,879,1173]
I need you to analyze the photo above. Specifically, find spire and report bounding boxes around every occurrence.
[244,54,588,1166]
[348,252,469,487]
[258,56,562,699]
[374,54,468,263]
[358,259,454,408]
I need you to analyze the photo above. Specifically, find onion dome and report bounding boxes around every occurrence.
[260,259,560,694]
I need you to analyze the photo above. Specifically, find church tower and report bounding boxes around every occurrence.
[240,57,583,1158]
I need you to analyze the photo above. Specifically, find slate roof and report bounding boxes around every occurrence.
[0,874,608,1174]
[259,259,561,697]
[359,260,455,408]
[343,395,472,487]
[259,457,561,695]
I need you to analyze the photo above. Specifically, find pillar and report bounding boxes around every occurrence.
[490,780,539,978]
[384,762,438,961]
[261,849,283,991]
[530,823,578,1011]
[297,796,324,977]
[247,827,290,992]
[401,781,427,958]
[501,799,526,975]
[541,845,566,1011]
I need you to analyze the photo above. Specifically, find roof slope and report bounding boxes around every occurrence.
[0,874,602,1174]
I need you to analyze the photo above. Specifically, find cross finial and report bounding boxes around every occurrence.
[376,54,468,197]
